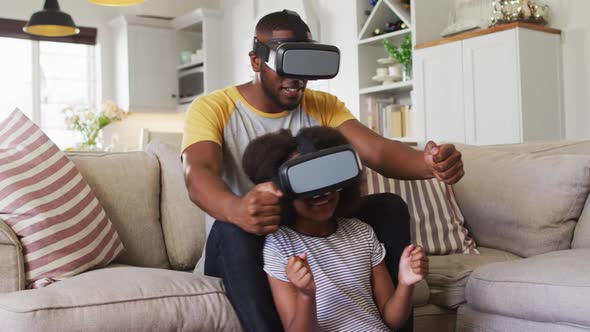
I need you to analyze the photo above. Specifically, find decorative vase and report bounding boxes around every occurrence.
[402,63,413,81]
[78,130,103,151]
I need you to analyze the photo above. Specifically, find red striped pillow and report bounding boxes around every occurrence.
[362,168,478,255]
[0,109,124,288]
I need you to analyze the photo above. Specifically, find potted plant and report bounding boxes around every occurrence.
[63,101,127,151]
[383,35,413,81]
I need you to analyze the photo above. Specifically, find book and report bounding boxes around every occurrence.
[400,104,411,137]
[366,97,395,134]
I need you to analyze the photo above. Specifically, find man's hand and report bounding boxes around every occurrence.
[398,245,428,287]
[423,141,464,184]
[233,182,282,235]
[286,253,316,297]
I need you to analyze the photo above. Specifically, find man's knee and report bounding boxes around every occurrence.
[367,192,410,220]
[207,221,265,268]
[358,193,411,246]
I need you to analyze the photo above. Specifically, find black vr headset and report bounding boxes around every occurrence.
[252,10,341,80]
[277,141,363,200]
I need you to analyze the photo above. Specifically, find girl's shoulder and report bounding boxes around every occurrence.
[264,226,299,246]
[336,217,376,237]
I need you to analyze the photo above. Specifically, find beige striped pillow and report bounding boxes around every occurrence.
[0,109,124,288]
[362,168,478,255]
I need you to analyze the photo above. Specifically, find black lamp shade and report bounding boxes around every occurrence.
[23,0,80,37]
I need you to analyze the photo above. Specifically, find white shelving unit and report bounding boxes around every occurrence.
[176,61,204,71]
[172,8,223,113]
[355,0,451,143]
[356,0,415,143]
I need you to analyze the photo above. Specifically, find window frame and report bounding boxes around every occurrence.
[0,18,99,148]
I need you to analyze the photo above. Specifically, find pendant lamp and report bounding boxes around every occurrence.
[88,0,144,6]
[23,0,79,37]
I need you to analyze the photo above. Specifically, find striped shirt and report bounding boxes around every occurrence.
[263,218,390,332]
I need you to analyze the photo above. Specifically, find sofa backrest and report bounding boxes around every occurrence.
[66,152,170,269]
[453,140,590,257]
[146,141,207,271]
[498,140,590,249]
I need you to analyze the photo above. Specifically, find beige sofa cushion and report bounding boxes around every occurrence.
[465,249,590,327]
[427,247,520,309]
[453,145,590,257]
[0,218,24,292]
[147,141,206,270]
[573,197,590,249]
[457,305,589,332]
[476,140,590,249]
[415,304,456,332]
[0,265,242,331]
[67,152,169,269]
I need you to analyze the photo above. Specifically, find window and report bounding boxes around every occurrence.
[0,19,98,150]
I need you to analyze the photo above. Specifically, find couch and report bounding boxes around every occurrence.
[1,140,589,331]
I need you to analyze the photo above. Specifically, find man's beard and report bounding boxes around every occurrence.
[260,70,301,111]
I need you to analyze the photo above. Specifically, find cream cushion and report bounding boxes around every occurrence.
[465,249,590,327]
[67,152,169,269]
[454,146,590,257]
[0,265,242,331]
[465,140,590,250]
[147,141,206,270]
[427,247,521,309]
[0,218,24,292]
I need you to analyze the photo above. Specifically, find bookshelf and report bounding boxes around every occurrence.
[356,0,415,143]
[356,0,451,144]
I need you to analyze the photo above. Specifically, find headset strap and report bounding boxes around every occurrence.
[282,9,308,41]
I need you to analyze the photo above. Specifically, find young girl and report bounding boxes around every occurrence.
[242,126,429,332]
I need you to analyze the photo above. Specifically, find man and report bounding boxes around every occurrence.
[182,10,464,332]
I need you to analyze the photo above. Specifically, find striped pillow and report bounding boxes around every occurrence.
[0,109,124,288]
[362,168,478,255]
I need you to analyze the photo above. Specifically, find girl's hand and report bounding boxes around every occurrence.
[286,253,316,297]
[398,245,429,286]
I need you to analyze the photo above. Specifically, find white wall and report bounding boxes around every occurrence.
[543,0,590,139]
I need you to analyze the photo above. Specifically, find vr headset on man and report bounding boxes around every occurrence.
[254,10,352,198]
[252,10,341,80]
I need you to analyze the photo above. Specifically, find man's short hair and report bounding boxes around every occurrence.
[255,10,311,38]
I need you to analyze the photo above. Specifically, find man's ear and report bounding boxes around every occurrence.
[249,51,261,73]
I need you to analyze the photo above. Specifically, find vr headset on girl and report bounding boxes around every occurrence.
[252,10,341,80]
[277,137,363,200]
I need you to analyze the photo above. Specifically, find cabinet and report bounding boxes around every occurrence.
[111,16,178,113]
[172,9,223,112]
[414,24,563,145]
[110,9,222,113]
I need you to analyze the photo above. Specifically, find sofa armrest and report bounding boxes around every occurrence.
[0,218,25,292]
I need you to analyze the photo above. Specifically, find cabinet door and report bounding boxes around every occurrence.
[127,25,177,112]
[414,41,466,143]
[463,29,521,145]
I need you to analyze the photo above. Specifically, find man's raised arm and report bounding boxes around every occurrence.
[338,119,464,184]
